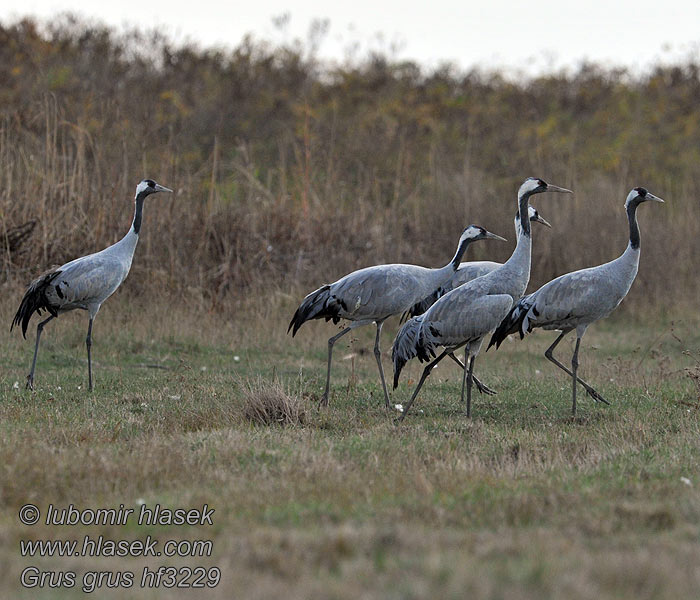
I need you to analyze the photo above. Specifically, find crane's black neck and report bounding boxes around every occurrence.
[626,199,642,250]
[132,193,147,235]
[450,236,472,270]
[518,193,532,238]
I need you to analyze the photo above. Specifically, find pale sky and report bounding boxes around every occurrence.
[2,0,699,75]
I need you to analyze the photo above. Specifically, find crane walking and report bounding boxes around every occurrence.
[392,178,571,421]
[11,179,172,391]
[488,187,664,416]
[288,225,506,408]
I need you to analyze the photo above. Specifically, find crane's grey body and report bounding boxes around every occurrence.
[42,236,139,317]
[488,187,664,415]
[11,179,172,390]
[320,261,467,324]
[392,178,572,421]
[288,225,506,408]
[518,248,639,335]
[406,206,550,319]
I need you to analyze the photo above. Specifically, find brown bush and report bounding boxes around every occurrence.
[1,16,697,315]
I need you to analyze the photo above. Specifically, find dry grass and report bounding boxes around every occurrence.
[683,360,700,406]
[1,300,699,598]
[242,375,306,426]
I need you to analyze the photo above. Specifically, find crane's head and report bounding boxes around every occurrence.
[135,179,173,199]
[518,177,572,199]
[515,205,552,228]
[625,187,664,207]
[460,225,507,244]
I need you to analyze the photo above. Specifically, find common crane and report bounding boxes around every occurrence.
[392,177,571,421]
[288,225,506,408]
[488,187,664,416]
[11,179,172,391]
[405,205,551,319]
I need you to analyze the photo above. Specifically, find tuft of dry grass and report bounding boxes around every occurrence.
[241,375,306,426]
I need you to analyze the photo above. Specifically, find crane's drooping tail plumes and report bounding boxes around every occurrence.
[392,316,442,388]
[10,269,62,338]
[487,295,536,351]
[287,284,343,337]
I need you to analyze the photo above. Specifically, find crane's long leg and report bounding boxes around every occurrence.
[86,318,94,392]
[466,356,476,417]
[459,347,477,417]
[544,331,609,405]
[571,337,581,416]
[459,348,468,411]
[373,320,391,409]
[320,327,353,408]
[26,315,55,390]
[448,352,496,396]
[398,350,451,423]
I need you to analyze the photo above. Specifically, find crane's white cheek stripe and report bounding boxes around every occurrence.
[135,181,150,195]
[518,178,540,197]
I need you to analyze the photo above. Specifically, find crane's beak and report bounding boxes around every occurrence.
[535,215,552,228]
[646,192,664,203]
[155,184,173,193]
[545,184,573,194]
[485,231,507,242]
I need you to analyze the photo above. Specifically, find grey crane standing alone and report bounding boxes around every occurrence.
[488,187,664,416]
[11,179,173,391]
[288,225,507,408]
[392,177,572,421]
[405,205,552,319]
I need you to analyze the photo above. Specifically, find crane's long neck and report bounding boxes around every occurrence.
[430,235,474,287]
[116,193,147,257]
[611,200,643,294]
[627,199,641,250]
[493,194,533,299]
[506,221,532,269]
[449,235,472,271]
[132,195,146,235]
[518,192,531,238]
[507,193,534,266]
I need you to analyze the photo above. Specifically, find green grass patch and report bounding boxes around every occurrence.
[1,306,699,598]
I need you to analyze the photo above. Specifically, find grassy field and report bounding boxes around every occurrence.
[1,298,699,599]
[4,15,700,599]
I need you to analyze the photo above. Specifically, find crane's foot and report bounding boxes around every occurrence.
[25,374,35,391]
[474,378,497,396]
[584,386,609,405]
[317,392,330,409]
